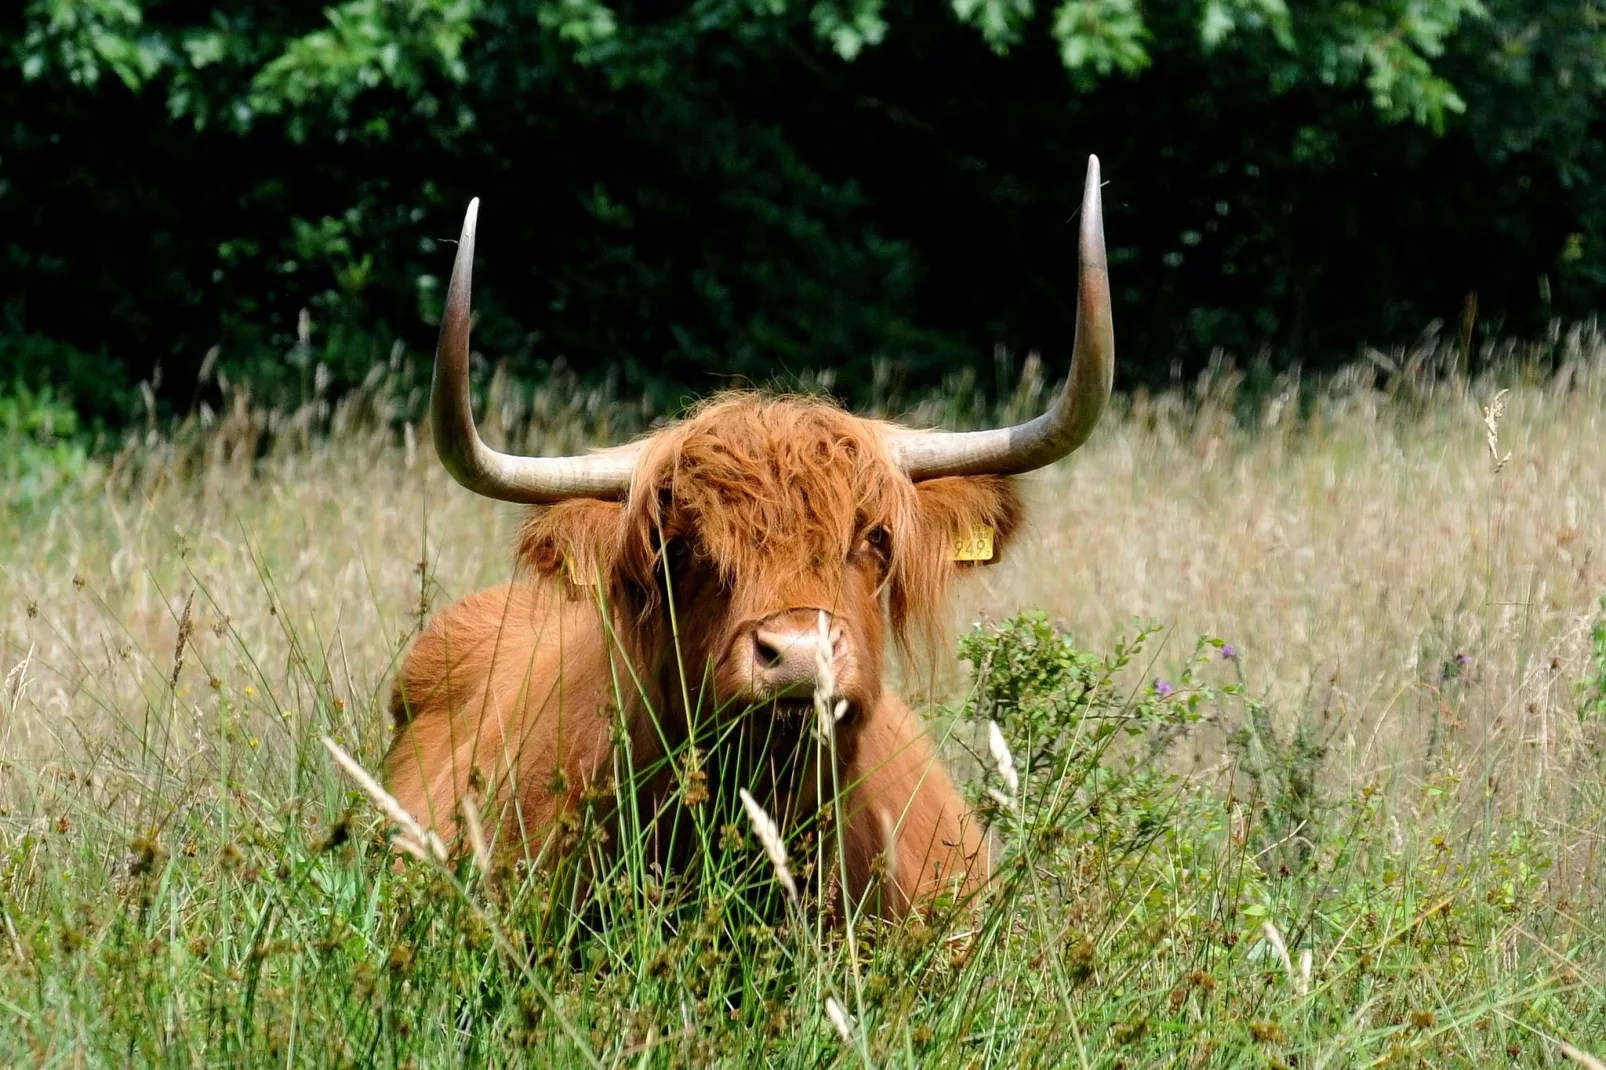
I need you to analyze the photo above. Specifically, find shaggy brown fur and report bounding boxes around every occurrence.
[386,394,1024,917]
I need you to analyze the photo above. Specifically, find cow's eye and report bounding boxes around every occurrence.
[856,526,890,561]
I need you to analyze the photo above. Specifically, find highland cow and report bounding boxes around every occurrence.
[386,157,1115,919]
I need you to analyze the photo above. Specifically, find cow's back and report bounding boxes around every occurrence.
[385,582,617,848]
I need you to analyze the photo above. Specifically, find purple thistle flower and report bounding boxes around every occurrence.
[1153,678,1174,698]
[1454,651,1472,668]
[1222,644,1238,661]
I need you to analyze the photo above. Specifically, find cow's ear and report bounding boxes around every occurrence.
[909,476,1025,569]
[888,476,1026,656]
[516,500,626,593]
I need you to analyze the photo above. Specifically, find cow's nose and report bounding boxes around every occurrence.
[745,613,847,698]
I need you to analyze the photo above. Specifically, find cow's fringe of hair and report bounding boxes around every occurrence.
[514,392,1024,666]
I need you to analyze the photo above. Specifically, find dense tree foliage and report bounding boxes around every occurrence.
[3,0,1603,423]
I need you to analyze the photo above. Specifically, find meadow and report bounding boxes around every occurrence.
[0,326,1603,1066]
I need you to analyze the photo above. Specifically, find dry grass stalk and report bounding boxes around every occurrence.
[1561,1042,1606,1070]
[878,807,900,905]
[1,909,23,963]
[170,590,195,689]
[460,793,494,882]
[321,736,447,864]
[2,646,32,718]
[1483,388,1511,473]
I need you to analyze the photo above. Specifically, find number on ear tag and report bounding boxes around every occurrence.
[951,525,996,562]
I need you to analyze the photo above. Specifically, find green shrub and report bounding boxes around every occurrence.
[0,381,91,506]
[1581,594,1606,723]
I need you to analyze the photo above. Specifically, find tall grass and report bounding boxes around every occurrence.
[0,325,1602,1065]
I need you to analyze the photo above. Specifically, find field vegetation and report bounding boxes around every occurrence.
[0,327,1603,1065]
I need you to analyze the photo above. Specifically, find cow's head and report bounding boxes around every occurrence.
[513,397,1032,736]
[428,157,1114,741]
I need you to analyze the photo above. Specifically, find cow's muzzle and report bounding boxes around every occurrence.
[736,609,848,702]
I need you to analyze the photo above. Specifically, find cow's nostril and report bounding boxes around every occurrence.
[753,634,785,669]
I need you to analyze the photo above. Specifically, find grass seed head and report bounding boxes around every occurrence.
[459,793,493,882]
[1483,387,1512,472]
[3,646,33,716]
[813,610,847,741]
[824,996,854,1042]
[1561,1044,1606,1070]
[170,590,195,689]
[987,720,1019,798]
[738,788,798,905]
[1260,922,1296,988]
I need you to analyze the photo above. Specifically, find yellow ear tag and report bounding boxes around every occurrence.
[951,525,996,562]
[564,556,598,586]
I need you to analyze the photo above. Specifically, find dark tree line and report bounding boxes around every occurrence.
[2,0,1602,426]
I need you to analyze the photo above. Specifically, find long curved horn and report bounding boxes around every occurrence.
[431,199,639,502]
[892,155,1114,480]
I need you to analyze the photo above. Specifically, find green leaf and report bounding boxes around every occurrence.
[537,0,619,51]
[951,0,1035,54]
[19,0,175,90]
[249,0,479,136]
[1051,0,1150,76]
[812,0,888,60]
